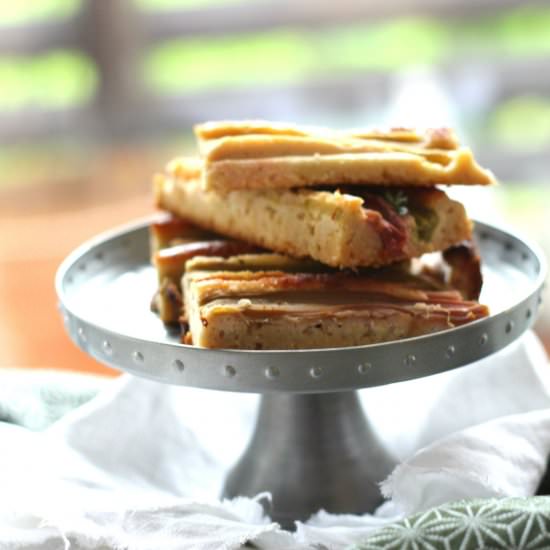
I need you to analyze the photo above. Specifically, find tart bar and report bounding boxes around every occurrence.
[154,159,473,268]
[182,255,489,350]
[194,120,496,190]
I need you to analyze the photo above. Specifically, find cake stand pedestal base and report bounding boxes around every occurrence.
[222,391,395,529]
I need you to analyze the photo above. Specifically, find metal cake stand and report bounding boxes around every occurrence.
[56,218,546,528]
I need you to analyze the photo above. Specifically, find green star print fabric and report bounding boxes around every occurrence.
[350,497,550,550]
[0,369,104,430]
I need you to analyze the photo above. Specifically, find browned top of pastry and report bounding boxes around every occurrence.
[193,120,496,190]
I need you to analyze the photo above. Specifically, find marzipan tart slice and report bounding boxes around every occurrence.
[154,158,473,269]
[181,245,489,350]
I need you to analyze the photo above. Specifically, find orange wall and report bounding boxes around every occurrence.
[0,191,153,375]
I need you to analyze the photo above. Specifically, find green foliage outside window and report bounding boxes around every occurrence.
[144,6,550,94]
[137,0,240,10]
[0,51,97,110]
[0,0,81,26]
[489,96,550,150]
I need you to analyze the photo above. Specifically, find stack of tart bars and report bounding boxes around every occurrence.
[150,121,494,350]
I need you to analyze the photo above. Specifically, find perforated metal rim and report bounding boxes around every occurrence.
[56,217,547,393]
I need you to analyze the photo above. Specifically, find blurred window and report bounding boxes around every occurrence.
[0,0,81,25]
[0,0,548,189]
[0,1,548,157]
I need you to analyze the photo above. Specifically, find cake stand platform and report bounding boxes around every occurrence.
[56,218,546,528]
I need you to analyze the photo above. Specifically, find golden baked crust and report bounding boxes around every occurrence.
[154,159,473,268]
[195,120,459,147]
[149,212,217,253]
[193,120,496,190]
[182,259,489,350]
[185,253,329,274]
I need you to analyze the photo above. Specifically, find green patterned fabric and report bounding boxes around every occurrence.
[350,497,550,550]
[0,368,106,430]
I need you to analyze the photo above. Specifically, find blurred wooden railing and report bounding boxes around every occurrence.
[1,0,550,150]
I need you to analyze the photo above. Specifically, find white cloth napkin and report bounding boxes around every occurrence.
[1,331,550,550]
